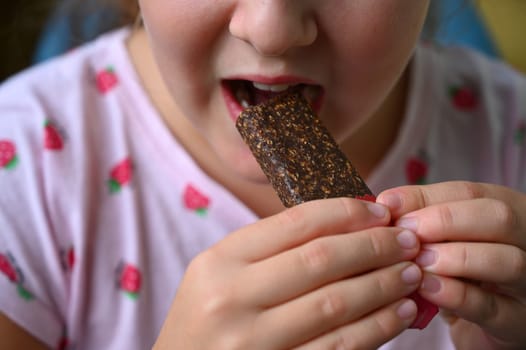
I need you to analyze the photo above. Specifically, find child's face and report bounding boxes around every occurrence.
[139,1,430,181]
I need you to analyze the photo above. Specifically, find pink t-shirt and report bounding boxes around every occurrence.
[0,28,525,350]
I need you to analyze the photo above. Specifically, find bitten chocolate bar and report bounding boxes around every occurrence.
[236,89,374,207]
[235,88,438,330]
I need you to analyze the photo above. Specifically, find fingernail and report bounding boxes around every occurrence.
[396,217,418,232]
[378,193,401,211]
[401,264,421,285]
[365,202,387,218]
[397,299,417,320]
[397,230,418,249]
[421,275,441,294]
[416,249,437,267]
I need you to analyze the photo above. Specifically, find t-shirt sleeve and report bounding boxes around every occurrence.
[514,73,526,191]
[0,76,67,348]
[497,64,526,191]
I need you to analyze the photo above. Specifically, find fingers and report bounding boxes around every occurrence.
[241,227,420,306]
[396,198,522,246]
[377,182,525,247]
[416,242,526,289]
[378,181,525,225]
[377,181,506,217]
[220,197,390,262]
[295,299,417,350]
[255,262,421,349]
[418,273,526,344]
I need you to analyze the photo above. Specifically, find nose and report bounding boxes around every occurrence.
[229,1,318,56]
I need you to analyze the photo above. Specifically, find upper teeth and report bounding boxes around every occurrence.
[252,82,293,92]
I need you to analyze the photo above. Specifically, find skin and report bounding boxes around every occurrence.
[378,182,526,350]
[155,198,422,349]
[136,1,433,347]
[136,0,429,203]
[3,1,526,349]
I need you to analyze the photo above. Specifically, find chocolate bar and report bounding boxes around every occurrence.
[236,89,374,207]
[235,88,438,329]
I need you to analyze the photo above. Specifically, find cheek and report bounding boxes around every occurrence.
[142,8,204,76]
[320,1,428,136]
[140,1,225,92]
[333,1,427,69]
[139,0,237,137]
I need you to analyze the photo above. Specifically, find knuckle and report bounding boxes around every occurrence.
[330,332,356,350]
[366,229,387,259]
[479,292,499,324]
[300,240,332,274]
[216,333,250,350]
[369,314,395,344]
[458,245,470,272]
[188,252,235,318]
[278,205,306,228]
[338,197,356,218]
[369,266,396,301]
[437,205,455,232]
[460,181,485,199]
[450,281,469,310]
[371,270,392,298]
[492,200,518,233]
[201,284,234,318]
[507,247,526,284]
[187,249,217,278]
[413,186,429,209]
[319,290,347,321]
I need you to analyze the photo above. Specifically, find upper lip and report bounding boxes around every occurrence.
[223,74,319,86]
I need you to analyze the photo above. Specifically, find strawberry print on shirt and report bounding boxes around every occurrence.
[514,120,526,145]
[0,252,34,300]
[449,84,479,111]
[116,262,142,300]
[406,150,430,185]
[0,140,18,170]
[44,119,65,151]
[183,184,211,216]
[108,157,133,193]
[96,66,119,94]
[60,246,75,272]
[56,326,70,350]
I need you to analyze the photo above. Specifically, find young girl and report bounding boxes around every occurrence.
[1,1,525,349]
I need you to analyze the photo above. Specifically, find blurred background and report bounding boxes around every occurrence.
[0,0,525,82]
[433,0,526,73]
[0,1,58,82]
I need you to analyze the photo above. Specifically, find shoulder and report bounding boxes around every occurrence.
[0,27,140,213]
[419,42,526,114]
[413,42,526,188]
[0,27,136,161]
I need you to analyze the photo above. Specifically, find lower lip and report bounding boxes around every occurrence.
[221,82,325,122]
[221,82,244,122]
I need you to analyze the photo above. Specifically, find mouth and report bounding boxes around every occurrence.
[221,79,324,121]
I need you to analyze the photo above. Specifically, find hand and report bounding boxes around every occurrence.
[154,198,422,350]
[377,181,526,350]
